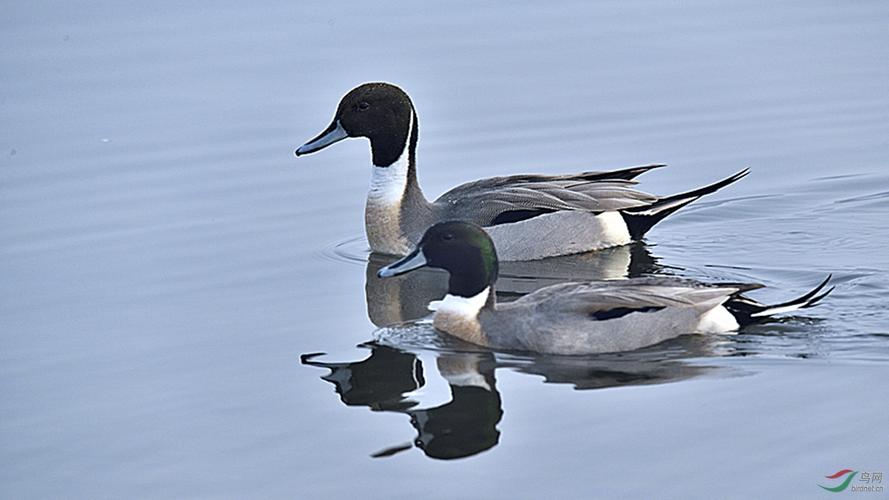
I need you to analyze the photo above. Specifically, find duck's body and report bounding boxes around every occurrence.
[365,158,690,259]
[438,279,749,354]
[296,83,748,261]
[379,222,834,355]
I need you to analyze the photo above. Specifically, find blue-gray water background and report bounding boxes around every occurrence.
[2,1,888,498]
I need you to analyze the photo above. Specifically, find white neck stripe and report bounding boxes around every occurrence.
[368,112,413,205]
[428,287,490,318]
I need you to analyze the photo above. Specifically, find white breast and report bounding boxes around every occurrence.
[368,155,409,206]
[428,287,490,317]
[429,288,491,346]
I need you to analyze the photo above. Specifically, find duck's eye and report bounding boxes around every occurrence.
[358,101,370,111]
[441,233,454,241]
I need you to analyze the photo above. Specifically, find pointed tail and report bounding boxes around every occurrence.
[726,275,835,325]
[578,163,666,181]
[621,168,750,239]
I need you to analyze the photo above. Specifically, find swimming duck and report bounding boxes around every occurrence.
[377,221,834,355]
[295,82,749,261]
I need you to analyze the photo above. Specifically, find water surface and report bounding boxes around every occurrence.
[2,1,888,498]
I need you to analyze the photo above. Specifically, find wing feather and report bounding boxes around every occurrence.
[435,179,658,226]
[508,278,756,315]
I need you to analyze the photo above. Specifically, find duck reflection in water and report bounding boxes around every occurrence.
[365,241,662,327]
[301,337,717,460]
[302,346,502,460]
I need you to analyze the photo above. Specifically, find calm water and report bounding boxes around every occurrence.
[2,1,888,498]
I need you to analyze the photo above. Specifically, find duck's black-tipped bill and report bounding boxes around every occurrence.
[295,120,348,156]
[378,249,427,278]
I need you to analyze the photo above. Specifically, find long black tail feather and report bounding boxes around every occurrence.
[621,168,750,239]
[726,274,834,326]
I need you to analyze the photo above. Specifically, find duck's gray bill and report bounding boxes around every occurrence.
[295,120,348,156]
[378,250,428,278]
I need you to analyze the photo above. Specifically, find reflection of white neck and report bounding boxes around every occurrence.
[368,112,413,206]
[428,287,490,319]
[439,363,491,391]
[437,354,491,391]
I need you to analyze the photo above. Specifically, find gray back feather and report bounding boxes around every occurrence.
[507,277,755,314]
[434,177,659,226]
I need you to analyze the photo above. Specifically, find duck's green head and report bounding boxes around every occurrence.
[295,82,415,167]
[378,222,499,297]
